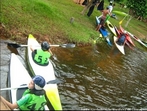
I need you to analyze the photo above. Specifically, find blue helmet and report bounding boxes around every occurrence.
[41,41,50,51]
[33,75,46,90]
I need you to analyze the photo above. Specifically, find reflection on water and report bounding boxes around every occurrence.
[1,40,147,109]
[52,45,147,109]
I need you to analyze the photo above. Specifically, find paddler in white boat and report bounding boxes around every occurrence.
[30,41,53,66]
[116,32,127,45]
[0,75,47,110]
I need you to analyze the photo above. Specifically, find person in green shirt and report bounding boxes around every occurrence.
[0,75,47,110]
[30,41,53,66]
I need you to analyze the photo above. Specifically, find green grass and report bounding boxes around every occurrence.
[1,0,147,45]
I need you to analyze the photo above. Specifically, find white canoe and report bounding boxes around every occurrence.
[8,53,49,110]
[114,36,125,55]
[26,34,62,110]
[126,30,147,48]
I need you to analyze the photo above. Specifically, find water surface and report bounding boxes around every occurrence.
[0,40,147,110]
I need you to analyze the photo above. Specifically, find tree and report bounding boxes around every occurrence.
[126,0,147,20]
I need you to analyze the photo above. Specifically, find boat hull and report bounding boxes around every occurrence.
[96,16,112,46]
[26,34,62,110]
[114,36,125,55]
[126,31,147,48]
[115,26,135,49]
[106,20,117,36]
[99,27,112,46]
[8,53,48,110]
[113,11,128,16]
[119,25,135,47]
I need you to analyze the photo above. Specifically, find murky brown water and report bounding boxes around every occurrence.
[1,39,147,110]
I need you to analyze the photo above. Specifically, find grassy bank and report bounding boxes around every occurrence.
[1,0,147,45]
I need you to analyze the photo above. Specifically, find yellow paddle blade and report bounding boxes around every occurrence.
[119,20,122,25]
[93,40,96,44]
[29,34,34,38]
[99,34,102,37]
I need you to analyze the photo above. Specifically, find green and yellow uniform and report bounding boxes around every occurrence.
[33,49,51,65]
[17,89,46,110]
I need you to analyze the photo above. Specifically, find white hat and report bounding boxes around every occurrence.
[110,1,113,3]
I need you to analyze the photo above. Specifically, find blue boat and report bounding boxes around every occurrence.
[96,16,112,46]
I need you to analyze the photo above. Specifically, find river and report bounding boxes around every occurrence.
[0,39,147,110]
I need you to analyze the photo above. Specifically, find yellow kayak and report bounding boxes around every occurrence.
[106,20,117,36]
[26,34,62,110]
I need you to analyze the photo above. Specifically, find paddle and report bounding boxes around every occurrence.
[7,43,76,48]
[104,15,110,23]
[119,14,128,25]
[0,79,63,91]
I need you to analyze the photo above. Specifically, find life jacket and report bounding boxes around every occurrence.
[17,89,47,110]
[117,34,126,45]
[33,49,51,65]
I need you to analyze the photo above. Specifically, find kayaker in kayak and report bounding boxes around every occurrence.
[30,41,53,66]
[116,34,126,45]
[0,75,47,110]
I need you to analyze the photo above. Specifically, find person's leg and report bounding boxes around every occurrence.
[87,5,95,17]
[96,24,102,31]
[96,18,104,31]
[78,0,82,4]
[82,0,88,5]
[81,1,92,15]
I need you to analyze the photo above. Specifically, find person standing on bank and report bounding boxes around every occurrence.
[0,75,47,110]
[82,0,88,6]
[81,0,96,15]
[97,0,104,12]
[30,41,53,66]
[107,1,113,13]
[107,1,117,19]
[87,0,100,17]
[96,7,111,31]
[76,0,82,4]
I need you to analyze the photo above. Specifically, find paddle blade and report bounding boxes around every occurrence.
[119,15,127,25]
[46,79,63,84]
[119,20,122,25]
[7,43,21,48]
[99,34,102,37]
[60,43,76,48]
[106,37,112,46]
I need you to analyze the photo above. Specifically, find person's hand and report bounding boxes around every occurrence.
[0,96,6,104]
[29,45,32,48]
[0,96,4,100]
[30,45,34,51]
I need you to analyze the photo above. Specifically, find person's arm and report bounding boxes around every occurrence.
[0,96,18,110]
[30,45,34,52]
[49,49,53,56]
[107,10,112,16]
